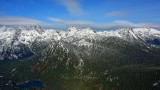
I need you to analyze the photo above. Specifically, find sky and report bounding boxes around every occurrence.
[0,0,160,29]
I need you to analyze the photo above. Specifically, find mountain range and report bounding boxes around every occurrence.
[0,26,160,90]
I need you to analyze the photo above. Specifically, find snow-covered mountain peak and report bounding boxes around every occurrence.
[0,26,160,60]
[67,26,78,32]
[18,25,42,30]
[132,28,160,35]
[81,27,96,34]
[0,26,160,46]
[65,27,96,39]
[113,27,160,43]
[67,26,78,37]
[116,27,160,35]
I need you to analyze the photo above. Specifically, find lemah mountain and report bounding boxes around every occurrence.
[0,26,160,90]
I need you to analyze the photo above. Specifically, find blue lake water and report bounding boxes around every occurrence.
[16,81,44,89]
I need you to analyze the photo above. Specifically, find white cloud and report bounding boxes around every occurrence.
[58,0,84,16]
[48,17,93,25]
[111,20,139,27]
[106,11,127,17]
[0,16,43,25]
[48,17,160,29]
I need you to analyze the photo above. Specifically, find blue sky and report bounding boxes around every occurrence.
[0,0,160,29]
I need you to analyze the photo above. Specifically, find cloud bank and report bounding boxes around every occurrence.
[48,17,160,29]
[0,16,159,30]
[0,16,43,25]
[48,17,93,25]
[106,11,127,17]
